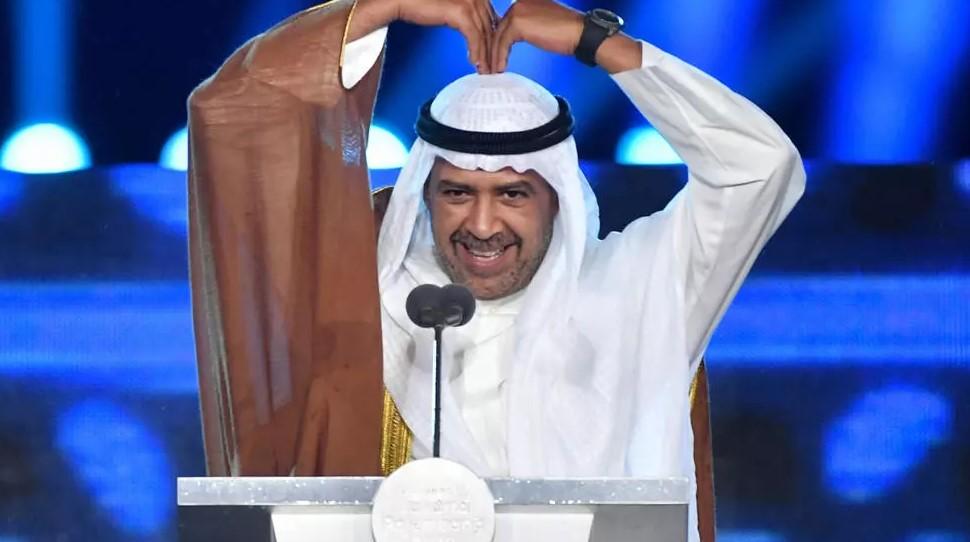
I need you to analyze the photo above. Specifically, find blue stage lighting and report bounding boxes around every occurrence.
[0,170,24,216]
[367,124,409,169]
[905,532,969,542]
[0,283,198,392]
[823,385,952,502]
[0,123,91,173]
[827,0,970,162]
[56,399,174,536]
[955,160,970,200]
[159,127,189,171]
[711,275,970,365]
[13,0,71,123]
[719,531,787,542]
[109,164,188,234]
[628,0,761,89]
[615,126,683,165]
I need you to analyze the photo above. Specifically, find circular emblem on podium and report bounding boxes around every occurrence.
[371,458,496,542]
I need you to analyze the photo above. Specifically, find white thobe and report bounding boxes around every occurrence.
[343,29,805,542]
[447,294,520,474]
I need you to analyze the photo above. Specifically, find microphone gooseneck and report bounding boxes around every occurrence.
[432,325,444,457]
[403,284,477,458]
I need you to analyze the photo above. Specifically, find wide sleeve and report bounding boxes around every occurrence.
[610,40,806,370]
[187,0,385,476]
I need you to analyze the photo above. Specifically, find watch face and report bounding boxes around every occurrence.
[590,8,624,28]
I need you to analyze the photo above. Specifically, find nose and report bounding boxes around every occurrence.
[464,198,502,240]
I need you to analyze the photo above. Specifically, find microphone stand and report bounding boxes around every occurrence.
[433,325,444,457]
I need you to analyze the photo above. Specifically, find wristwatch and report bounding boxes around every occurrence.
[574,8,625,67]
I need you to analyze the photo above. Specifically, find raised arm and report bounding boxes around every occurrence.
[610,41,805,368]
[490,0,805,368]
[188,0,386,477]
[188,0,507,477]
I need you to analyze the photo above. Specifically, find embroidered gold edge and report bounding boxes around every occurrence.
[689,360,706,407]
[380,390,413,475]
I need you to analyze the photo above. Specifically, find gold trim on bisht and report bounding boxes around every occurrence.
[380,390,413,475]
[689,360,706,407]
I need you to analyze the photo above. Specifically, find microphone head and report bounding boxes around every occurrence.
[406,284,443,328]
[440,284,476,327]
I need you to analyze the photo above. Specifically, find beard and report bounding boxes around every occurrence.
[434,224,554,300]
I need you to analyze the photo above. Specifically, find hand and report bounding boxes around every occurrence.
[352,0,499,73]
[490,0,584,73]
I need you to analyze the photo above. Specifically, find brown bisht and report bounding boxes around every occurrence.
[187,0,384,476]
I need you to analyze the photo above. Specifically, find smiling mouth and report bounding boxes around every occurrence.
[455,242,518,274]
[464,246,506,260]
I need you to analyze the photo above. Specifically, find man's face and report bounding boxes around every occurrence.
[425,158,559,300]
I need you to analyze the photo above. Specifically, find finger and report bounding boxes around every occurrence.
[468,1,491,72]
[492,15,517,73]
[488,17,508,73]
[476,1,496,72]
[477,0,497,31]
[462,1,489,73]
[489,15,510,73]
[457,19,484,70]
[451,5,485,72]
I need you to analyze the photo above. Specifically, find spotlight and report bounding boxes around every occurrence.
[159,127,188,171]
[0,123,91,174]
[367,124,409,169]
[615,126,683,166]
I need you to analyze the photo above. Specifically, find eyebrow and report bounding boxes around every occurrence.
[436,178,538,194]
[437,179,473,191]
[496,180,537,194]
[438,179,535,194]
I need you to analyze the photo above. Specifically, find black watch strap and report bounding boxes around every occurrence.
[574,10,622,67]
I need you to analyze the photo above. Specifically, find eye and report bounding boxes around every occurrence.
[440,188,471,201]
[501,189,528,200]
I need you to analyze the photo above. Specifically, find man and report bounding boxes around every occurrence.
[188,0,804,540]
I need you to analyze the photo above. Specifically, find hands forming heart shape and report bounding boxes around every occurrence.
[359,0,587,73]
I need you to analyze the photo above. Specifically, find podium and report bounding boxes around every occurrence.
[178,475,689,541]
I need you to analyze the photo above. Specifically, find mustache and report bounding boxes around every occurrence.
[450,230,521,251]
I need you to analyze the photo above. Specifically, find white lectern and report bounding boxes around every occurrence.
[178,473,689,542]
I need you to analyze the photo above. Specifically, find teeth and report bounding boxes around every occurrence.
[467,247,503,259]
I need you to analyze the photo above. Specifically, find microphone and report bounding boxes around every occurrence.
[439,284,476,327]
[406,284,446,328]
[404,284,477,458]
[405,284,475,329]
